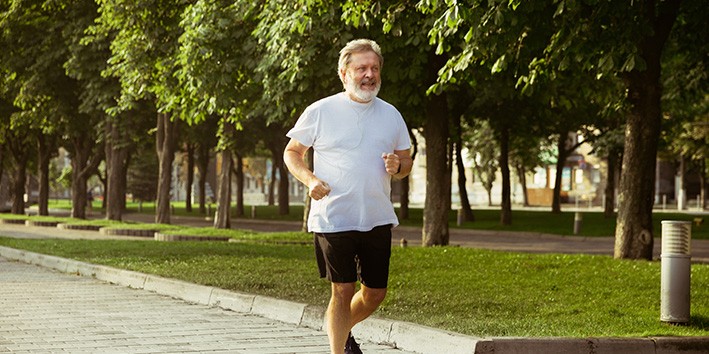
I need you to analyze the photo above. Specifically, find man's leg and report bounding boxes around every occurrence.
[349,285,387,327]
[327,282,356,354]
[327,283,387,354]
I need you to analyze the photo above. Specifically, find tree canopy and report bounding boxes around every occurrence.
[0,0,705,259]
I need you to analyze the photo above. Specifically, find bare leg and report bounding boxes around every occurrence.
[349,285,387,328]
[327,282,356,354]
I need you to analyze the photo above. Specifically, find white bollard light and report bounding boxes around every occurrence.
[660,220,692,324]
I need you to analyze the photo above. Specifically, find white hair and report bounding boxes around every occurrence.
[337,39,384,81]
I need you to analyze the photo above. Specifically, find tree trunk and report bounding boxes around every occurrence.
[455,128,474,222]
[214,120,234,229]
[422,91,450,246]
[70,162,87,219]
[11,162,27,215]
[121,154,130,212]
[185,143,194,213]
[516,164,529,207]
[278,163,289,216]
[106,119,129,221]
[196,143,210,214]
[398,176,410,220]
[551,133,570,213]
[37,134,53,216]
[7,134,29,215]
[0,147,4,208]
[398,130,416,220]
[234,152,244,217]
[106,146,128,221]
[268,160,276,206]
[302,149,314,232]
[604,151,619,218]
[499,126,512,225]
[272,139,290,216]
[155,112,177,224]
[614,0,680,260]
[700,159,707,210]
[70,143,89,219]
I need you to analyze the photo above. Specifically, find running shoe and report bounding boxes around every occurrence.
[344,332,363,354]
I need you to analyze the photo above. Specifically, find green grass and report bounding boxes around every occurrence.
[159,227,311,244]
[62,219,136,227]
[99,223,181,231]
[36,200,709,239]
[0,237,707,338]
[0,213,29,221]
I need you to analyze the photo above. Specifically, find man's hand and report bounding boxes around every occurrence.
[308,179,331,201]
[381,152,400,175]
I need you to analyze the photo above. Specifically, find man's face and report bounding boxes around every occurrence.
[341,51,381,103]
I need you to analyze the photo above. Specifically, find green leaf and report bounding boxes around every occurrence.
[464,27,473,43]
[491,54,506,73]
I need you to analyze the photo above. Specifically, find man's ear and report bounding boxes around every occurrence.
[339,68,347,84]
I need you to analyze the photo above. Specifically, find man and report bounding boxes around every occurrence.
[283,39,412,354]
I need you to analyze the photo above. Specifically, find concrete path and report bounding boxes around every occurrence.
[0,256,407,354]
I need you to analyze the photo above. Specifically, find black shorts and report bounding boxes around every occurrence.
[314,224,392,289]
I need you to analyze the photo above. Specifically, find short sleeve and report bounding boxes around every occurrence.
[394,113,411,151]
[286,106,318,147]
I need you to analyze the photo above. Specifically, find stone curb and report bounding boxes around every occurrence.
[57,223,103,231]
[99,227,158,237]
[25,220,60,227]
[2,245,708,354]
[0,218,26,225]
[154,232,230,242]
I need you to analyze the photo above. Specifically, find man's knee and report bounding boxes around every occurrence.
[362,287,387,306]
[331,282,356,301]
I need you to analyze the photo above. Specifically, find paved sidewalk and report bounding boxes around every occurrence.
[0,256,408,354]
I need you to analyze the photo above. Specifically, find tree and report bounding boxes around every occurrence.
[191,115,219,214]
[509,133,545,207]
[178,0,262,228]
[0,0,104,218]
[94,0,190,224]
[466,119,498,206]
[453,112,474,221]
[127,145,158,202]
[422,0,700,260]
[660,4,708,210]
[213,120,234,228]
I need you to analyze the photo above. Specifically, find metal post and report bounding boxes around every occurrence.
[251,205,257,219]
[662,194,667,210]
[698,195,702,211]
[573,212,582,235]
[660,220,692,324]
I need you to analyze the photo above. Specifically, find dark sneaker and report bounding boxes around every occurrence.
[344,332,363,354]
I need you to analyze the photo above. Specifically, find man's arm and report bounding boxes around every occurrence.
[283,138,331,200]
[382,148,413,180]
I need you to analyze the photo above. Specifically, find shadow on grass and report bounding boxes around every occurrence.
[688,314,709,331]
[653,314,709,334]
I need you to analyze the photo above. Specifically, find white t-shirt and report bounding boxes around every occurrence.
[286,92,411,233]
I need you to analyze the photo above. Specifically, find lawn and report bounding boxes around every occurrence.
[0,236,707,338]
[44,199,708,239]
